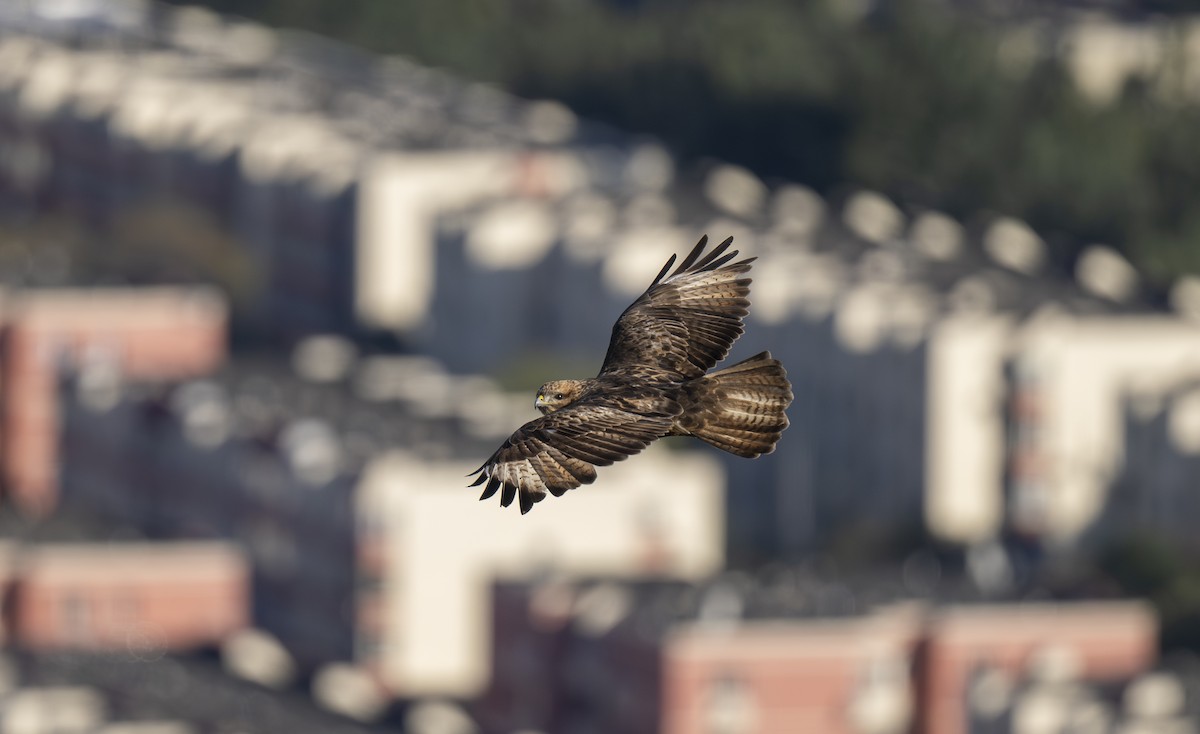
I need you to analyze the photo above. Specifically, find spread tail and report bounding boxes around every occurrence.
[680,351,792,458]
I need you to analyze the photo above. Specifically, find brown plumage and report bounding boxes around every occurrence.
[469,235,793,514]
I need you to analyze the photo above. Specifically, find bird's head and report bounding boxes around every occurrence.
[535,380,585,414]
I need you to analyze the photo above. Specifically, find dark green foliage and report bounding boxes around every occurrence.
[170,0,1200,283]
[1100,534,1200,651]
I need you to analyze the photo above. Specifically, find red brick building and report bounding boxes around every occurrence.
[0,540,248,651]
[663,610,924,734]
[482,579,1157,734]
[0,286,227,514]
[917,603,1157,734]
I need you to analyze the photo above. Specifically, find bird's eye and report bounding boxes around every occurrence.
[554,393,565,400]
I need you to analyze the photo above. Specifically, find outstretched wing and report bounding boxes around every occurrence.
[599,235,755,383]
[468,394,678,514]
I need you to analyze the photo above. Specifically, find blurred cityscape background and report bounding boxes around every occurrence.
[0,0,1199,732]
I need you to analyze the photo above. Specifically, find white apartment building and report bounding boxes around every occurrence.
[1008,308,1200,543]
[356,446,724,698]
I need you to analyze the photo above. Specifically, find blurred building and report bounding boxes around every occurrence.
[1004,309,1200,545]
[919,602,1158,734]
[5,0,1200,578]
[426,198,688,374]
[0,286,227,515]
[60,349,431,676]
[0,539,247,652]
[58,341,726,700]
[0,648,388,734]
[1111,378,1200,553]
[422,177,1200,566]
[358,447,723,699]
[481,575,1156,734]
[13,0,1198,568]
[967,664,1200,734]
[0,20,647,343]
[8,5,1200,733]
[1043,16,1200,106]
[357,149,595,338]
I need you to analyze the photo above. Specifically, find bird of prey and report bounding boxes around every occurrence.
[469,235,792,514]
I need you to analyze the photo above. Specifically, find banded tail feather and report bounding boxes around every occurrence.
[674,351,792,458]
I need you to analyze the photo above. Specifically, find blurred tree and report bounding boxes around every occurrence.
[107,199,260,309]
[0,201,259,317]
[1100,533,1200,651]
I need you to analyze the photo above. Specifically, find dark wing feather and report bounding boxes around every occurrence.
[468,394,677,514]
[599,235,756,383]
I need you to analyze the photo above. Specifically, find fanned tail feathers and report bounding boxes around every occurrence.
[678,351,792,458]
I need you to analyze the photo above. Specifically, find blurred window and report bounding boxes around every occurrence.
[62,593,91,643]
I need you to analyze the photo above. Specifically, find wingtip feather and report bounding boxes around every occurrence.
[500,482,517,508]
[480,476,502,501]
[671,235,709,277]
[693,237,735,270]
[705,250,740,271]
[650,254,677,288]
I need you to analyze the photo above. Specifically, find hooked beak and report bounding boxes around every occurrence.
[534,393,546,410]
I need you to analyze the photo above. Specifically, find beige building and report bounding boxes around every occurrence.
[717,194,1200,554]
[788,290,1200,550]
[356,150,588,333]
[924,314,1014,545]
[356,445,725,698]
[60,340,727,702]
[1009,308,1200,543]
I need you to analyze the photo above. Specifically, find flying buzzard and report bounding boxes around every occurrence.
[469,235,792,513]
